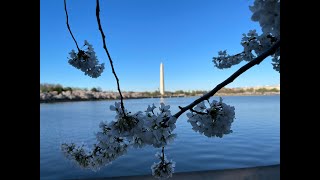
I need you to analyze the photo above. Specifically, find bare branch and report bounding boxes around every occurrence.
[189,108,207,115]
[64,0,80,51]
[161,146,164,162]
[95,0,126,115]
[172,40,280,120]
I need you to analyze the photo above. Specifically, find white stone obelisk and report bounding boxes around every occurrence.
[160,63,165,95]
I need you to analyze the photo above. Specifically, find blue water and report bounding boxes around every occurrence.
[40,95,280,180]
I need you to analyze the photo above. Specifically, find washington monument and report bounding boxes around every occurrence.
[160,63,165,95]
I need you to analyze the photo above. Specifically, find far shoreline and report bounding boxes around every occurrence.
[40,93,280,104]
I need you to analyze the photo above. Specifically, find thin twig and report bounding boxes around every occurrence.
[95,0,126,115]
[171,40,280,120]
[161,146,165,162]
[189,108,207,115]
[206,99,210,104]
[64,0,80,51]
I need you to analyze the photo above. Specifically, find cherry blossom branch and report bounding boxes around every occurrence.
[172,39,280,120]
[63,0,80,51]
[95,0,126,114]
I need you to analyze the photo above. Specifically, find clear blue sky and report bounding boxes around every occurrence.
[40,0,279,92]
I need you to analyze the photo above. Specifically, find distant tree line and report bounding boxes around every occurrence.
[217,87,279,94]
[40,83,103,94]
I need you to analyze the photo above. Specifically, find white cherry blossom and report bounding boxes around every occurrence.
[151,151,175,179]
[187,98,235,138]
[68,40,105,78]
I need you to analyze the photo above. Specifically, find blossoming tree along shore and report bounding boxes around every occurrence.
[61,0,280,179]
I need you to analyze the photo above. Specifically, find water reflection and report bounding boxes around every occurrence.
[160,97,165,104]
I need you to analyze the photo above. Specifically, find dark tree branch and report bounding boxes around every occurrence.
[233,51,244,57]
[172,40,280,120]
[64,0,80,51]
[161,146,165,162]
[95,0,126,115]
[189,108,207,115]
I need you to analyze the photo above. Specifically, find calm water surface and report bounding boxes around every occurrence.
[40,96,280,180]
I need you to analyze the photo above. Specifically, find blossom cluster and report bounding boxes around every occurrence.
[108,102,177,148]
[250,0,280,37]
[61,102,177,171]
[187,97,235,138]
[212,0,280,72]
[61,139,128,171]
[151,152,176,179]
[68,40,105,78]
